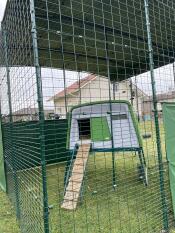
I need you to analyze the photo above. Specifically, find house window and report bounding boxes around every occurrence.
[132,91,135,97]
[113,83,119,92]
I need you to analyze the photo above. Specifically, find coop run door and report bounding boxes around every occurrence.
[162,102,175,217]
[90,117,111,142]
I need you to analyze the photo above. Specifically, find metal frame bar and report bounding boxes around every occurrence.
[2,29,21,220]
[30,1,50,232]
[144,0,169,230]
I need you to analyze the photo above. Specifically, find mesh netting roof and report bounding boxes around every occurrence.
[1,0,175,81]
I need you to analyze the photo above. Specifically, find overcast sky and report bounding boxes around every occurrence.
[0,0,6,22]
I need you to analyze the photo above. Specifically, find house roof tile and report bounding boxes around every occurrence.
[50,74,96,100]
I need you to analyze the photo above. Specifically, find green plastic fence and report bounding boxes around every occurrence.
[163,102,175,217]
[2,119,69,170]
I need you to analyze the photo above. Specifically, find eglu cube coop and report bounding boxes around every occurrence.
[0,0,175,233]
[68,101,141,151]
[62,101,148,210]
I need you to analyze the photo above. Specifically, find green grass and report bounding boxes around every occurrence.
[47,155,174,233]
[45,121,175,233]
[0,190,20,233]
[1,120,175,232]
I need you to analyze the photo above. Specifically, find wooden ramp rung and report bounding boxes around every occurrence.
[61,144,90,210]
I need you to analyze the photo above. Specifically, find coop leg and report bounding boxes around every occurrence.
[138,150,148,186]
[141,150,147,167]
[64,159,71,189]
[63,150,76,195]
[112,152,117,189]
[79,179,85,205]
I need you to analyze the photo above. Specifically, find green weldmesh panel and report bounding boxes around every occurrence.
[162,102,175,216]
[0,121,6,192]
[91,117,111,142]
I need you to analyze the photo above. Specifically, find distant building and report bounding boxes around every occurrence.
[49,75,147,119]
[142,91,175,119]
[12,108,54,122]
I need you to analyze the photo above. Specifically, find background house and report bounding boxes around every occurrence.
[142,91,175,119]
[12,108,54,122]
[50,75,148,119]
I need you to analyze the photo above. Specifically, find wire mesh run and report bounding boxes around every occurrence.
[0,0,175,233]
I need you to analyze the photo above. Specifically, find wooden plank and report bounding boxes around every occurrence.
[61,144,90,210]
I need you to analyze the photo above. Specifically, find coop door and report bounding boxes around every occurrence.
[0,121,6,192]
[90,117,111,142]
[78,118,91,140]
[162,102,175,217]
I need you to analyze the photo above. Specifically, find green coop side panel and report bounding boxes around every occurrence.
[91,117,111,142]
[162,102,175,217]
[0,121,6,192]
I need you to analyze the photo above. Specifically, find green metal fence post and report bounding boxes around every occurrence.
[144,0,169,230]
[104,30,116,189]
[2,29,21,220]
[30,1,50,232]
[0,102,7,193]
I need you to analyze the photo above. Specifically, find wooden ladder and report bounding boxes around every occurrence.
[61,143,90,210]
